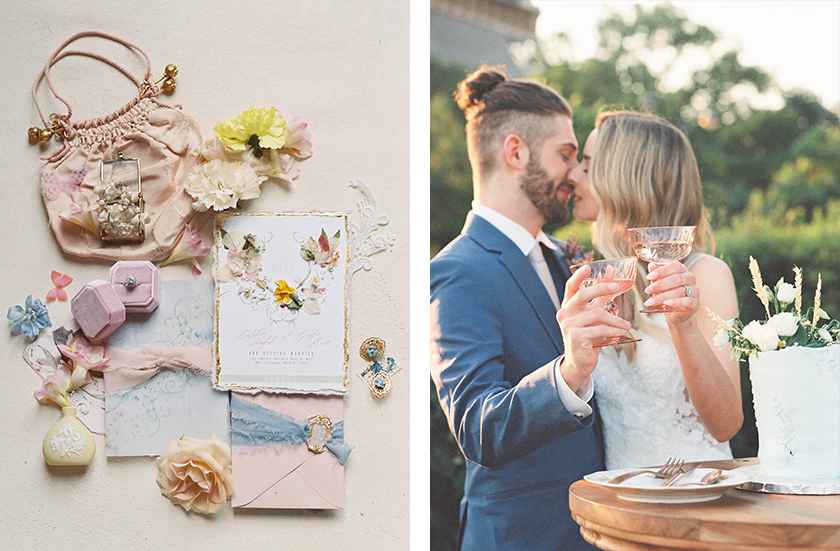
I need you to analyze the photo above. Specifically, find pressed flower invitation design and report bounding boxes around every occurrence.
[214,212,349,393]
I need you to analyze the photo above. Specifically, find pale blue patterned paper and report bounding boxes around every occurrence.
[105,278,229,457]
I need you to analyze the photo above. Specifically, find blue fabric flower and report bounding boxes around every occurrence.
[8,295,52,341]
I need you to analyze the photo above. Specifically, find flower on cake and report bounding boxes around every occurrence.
[709,256,840,361]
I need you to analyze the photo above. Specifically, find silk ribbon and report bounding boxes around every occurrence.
[229,394,352,464]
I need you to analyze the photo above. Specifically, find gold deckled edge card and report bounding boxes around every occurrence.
[214,211,349,394]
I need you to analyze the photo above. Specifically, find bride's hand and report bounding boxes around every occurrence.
[556,264,632,391]
[643,262,699,322]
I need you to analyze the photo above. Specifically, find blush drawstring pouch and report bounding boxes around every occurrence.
[30,31,208,262]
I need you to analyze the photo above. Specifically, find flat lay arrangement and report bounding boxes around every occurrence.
[10,30,401,521]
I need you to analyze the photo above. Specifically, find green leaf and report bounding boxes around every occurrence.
[785,324,810,347]
[288,293,303,310]
[247,134,264,158]
[333,229,341,238]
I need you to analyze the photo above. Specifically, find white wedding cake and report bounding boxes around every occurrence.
[748,344,840,488]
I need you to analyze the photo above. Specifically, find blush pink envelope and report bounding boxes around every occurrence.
[231,393,345,509]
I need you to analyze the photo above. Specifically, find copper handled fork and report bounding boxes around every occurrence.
[605,457,685,485]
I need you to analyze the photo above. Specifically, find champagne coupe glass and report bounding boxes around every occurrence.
[627,226,697,313]
[570,256,640,347]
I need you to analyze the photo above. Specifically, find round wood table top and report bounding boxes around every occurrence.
[569,458,840,551]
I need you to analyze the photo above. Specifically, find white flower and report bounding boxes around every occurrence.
[713,328,730,348]
[221,230,260,252]
[741,320,779,351]
[817,328,832,342]
[185,159,267,212]
[200,138,300,181]
[776,279,796,304]
[768,312,800,337]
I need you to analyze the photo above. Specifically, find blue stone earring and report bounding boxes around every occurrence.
[359,337,395,398]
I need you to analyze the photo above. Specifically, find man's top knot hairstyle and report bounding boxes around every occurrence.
[455,66,571,122]
[454,66,572,178]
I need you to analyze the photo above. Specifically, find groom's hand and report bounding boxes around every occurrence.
[555,264,632,392]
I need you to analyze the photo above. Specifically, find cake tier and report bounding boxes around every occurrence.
[748,344,840,484]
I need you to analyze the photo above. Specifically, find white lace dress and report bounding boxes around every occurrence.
[593,302,733,470]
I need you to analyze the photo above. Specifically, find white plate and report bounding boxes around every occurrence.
[584,467,752,503]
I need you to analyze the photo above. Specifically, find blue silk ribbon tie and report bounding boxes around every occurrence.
[229,394,352,464]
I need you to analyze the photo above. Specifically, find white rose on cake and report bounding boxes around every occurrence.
[775,279,796,304]
[741,321,779,351]
[769,312,800,337]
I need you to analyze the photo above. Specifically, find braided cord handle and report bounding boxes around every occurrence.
[30,31,178,150]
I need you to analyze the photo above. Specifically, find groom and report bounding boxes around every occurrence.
[430,67,631,550]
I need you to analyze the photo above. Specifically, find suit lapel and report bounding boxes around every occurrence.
[463,214,564,352]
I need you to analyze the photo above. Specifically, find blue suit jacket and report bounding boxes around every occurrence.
[431,212,604,551]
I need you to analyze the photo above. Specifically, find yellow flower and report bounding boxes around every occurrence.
[274,280,296,305]
[214,107,287,157]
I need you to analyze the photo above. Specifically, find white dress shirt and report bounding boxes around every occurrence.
[471,202,593,417]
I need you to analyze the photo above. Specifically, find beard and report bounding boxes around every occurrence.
[520,156,570,226]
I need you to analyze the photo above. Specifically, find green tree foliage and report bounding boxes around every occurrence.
[430,380,464,551]
[431,4,840,550]
[430,85,472,257]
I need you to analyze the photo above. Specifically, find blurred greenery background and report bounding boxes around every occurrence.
[430,4,840,550]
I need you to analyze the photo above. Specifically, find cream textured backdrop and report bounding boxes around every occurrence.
[0,1,410,548]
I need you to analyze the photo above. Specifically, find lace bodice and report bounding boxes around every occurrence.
[593,316,733,470]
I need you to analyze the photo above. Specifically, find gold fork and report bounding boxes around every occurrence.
[606,457,685,485]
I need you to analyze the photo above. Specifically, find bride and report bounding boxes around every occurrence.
[566,110,743,469]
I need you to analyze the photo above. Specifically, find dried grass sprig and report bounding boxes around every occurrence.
[749,256,771,319]
[813,274,822,328]
[706,307,731,328]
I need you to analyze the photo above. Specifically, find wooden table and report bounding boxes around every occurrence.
[569,458,840,550]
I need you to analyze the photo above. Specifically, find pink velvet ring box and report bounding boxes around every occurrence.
[108,261,160,314]
[71,280,126,342]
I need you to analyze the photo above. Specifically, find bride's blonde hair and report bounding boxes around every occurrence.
[589,110,714,358]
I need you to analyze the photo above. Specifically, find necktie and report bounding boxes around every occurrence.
[528,243,561,310]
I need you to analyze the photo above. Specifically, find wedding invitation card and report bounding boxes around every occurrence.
[104,278,229,456]
[230,392,348,509]
[214,212,349,393]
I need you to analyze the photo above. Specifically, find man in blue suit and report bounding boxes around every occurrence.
[430,67,633,550]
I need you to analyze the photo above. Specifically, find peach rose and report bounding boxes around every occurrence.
[156,434,233,514]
